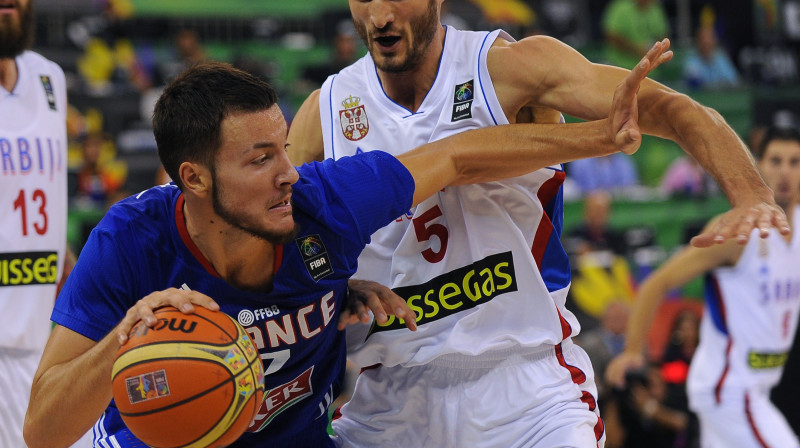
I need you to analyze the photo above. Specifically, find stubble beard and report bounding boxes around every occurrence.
[0,1,34,59]
[211,174,298,245]
[354,0,440,74]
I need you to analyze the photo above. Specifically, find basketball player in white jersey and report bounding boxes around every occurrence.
[287,2,788,447]
[607,125,800,447]
[0,0,70,446]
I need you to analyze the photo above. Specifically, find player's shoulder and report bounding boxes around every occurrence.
[103,184,180,229]
[489,34,567,57]
[19,50,65,77]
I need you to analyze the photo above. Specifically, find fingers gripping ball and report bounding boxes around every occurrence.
[111,307,264,448]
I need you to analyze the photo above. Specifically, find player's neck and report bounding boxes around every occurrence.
[183,202,277,291]
[0,57,19,93]
[376,27,445,112]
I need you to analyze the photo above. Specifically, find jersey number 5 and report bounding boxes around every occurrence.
[13,189,48,236]
[413,205,448,263]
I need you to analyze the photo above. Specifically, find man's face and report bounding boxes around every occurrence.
[350,0,441,73]
[210,105,300,244]
[0,0,34,59]
[758,139,800,210]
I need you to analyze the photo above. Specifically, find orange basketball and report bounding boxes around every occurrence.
[111,306,264,448]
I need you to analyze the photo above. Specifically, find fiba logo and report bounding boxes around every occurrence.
[237,309,255,326]
[299,237,323,257]
[455,82,472,102]
[451,79,474,122]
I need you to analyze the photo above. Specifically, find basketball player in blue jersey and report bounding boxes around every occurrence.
[608,126,800,448]
[287,1,789,447]
[24,47,666,447]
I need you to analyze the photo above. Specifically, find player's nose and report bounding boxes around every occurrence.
[368,0,395,30]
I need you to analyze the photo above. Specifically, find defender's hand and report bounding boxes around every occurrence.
[610,38,673,155]
[690,201,790,247]
[338,279,417,331]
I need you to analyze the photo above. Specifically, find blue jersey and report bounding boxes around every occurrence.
[52,151,414,448]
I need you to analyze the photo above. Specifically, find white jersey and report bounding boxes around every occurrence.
[687,205,800,408]
[320,27,578,368]
[0,51,68,352]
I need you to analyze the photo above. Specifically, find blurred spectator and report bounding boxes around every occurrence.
[72,0,153,95]
[659,154,719,199]
[567,153,640,195]
[683,25,740,90]
[656,310,701,448]
[579,301,630,397]
[565,192,635,327]
[300,22,359,88]
[602,0,669,71]
[565,190,629,257]
[577,301,630,448]
[157,29,207,85]
[614,362,693,448]
[74,132,127,209]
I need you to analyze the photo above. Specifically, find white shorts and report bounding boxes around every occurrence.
[694,390,799,448]
[0,346,41,448]
[332,339,604,448]
[0,347,94,448]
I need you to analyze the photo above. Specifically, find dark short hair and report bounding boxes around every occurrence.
[755,125,800,160]
[152,62,279,190]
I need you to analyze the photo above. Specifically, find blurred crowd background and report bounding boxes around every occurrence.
[29,1,800,446]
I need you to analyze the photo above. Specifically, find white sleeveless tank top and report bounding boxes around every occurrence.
[688,205,800,406]
[320,27,577,368]
[0,51,68,352]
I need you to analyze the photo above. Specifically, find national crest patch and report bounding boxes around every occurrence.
[339,95,369,141]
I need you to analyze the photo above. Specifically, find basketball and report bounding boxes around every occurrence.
[111,306,264,448]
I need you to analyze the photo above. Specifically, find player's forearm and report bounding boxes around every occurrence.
[403,119,618,205]
[450,119,618,182]
[24,332,119,448]
[624,276,669,356]
[642,91,773,206]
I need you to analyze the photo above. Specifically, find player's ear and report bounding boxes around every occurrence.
[180,162,211,197]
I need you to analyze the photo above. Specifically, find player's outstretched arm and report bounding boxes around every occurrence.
[503,35,786,245]
[605,216,743,388]
[399,39,668,206]
[24,288,219,448]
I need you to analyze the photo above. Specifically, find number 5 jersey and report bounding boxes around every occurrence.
[319,27,579,368]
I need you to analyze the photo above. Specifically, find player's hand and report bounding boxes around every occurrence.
[338,279,417,331]
[690,201,790,247]
[115,288,220,345]
[605,351,646,389]
[610,38,673,155]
